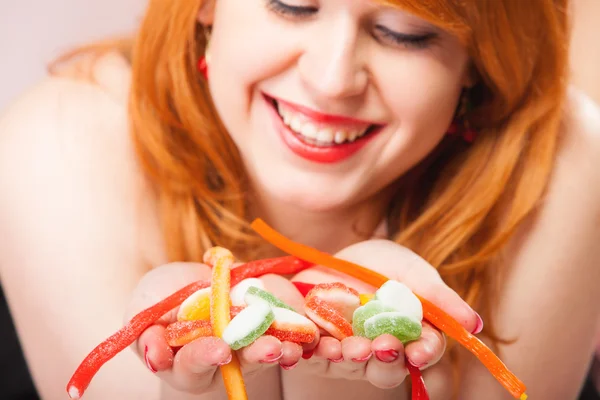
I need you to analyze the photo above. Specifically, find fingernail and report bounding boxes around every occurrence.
[472,312,484,335]
[328,357,344,363]
[374,349,399,363]
[302,349,314,360]
[217,353,233,366]
[280,362,298,370]
[408,358,427,369]
[261,351,283,364]
[144,345,157,373]
[351,353,372,363]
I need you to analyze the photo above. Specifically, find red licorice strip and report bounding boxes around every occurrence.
[231,257,314,286]
[292,281,316,297]
[66,257,310,399]
[66,280,210,399]
[406,361,430,400]
[166,320,213,347]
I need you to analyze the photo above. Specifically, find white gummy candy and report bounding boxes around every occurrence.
[374,280,423,322]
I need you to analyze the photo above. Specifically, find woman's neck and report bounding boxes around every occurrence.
[250,189,393,256]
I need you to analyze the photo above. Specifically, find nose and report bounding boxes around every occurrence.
[298,21,368,100]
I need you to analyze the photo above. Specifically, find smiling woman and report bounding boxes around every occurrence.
[1,0,599,400]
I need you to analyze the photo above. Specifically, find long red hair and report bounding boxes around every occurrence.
[52,0,571,360]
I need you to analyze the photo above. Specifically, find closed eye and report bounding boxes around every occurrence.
[266,0,318,18]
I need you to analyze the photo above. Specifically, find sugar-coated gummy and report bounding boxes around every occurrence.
[373,280,423,322]
[364,312,422,344]
[222,301,275,350]
[352,300,396,337]
[245,286,295,311]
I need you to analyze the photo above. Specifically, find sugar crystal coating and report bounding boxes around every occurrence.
[364,312,422,344]
[222,301,275,350]
[245,286,295,311]
[352,299,396,337]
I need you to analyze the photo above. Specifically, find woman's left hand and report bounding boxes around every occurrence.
[298,322,445,389]
[290,239,478,388]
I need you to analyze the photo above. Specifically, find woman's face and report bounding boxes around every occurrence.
[203,0,472,212]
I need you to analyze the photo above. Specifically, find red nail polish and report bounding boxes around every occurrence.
[328,357,344,363]
[472,313,484,334]
[302,349,314,360]
[216,353,233,366]
[261,352,283,364]
[408,358,427,369]
[374,349,399,363]
[144,345,157,373]
[351,354,372,363]
[280,362,298,370]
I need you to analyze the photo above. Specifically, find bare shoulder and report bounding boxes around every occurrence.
[0,50,166,274]
[0,52,164,398]
[539,86,600,219]
[558,86,600,178]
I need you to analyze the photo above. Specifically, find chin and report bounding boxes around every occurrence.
[258,175,357,213]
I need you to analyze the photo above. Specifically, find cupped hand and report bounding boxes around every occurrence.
[291,239,477,387]
[124,262,306,394]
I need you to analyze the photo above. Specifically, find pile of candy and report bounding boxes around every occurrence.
[165,277,424,353]
[65,218,528,400]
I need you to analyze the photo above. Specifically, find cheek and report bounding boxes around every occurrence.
[208,2,299,128]
[375,52,467,135]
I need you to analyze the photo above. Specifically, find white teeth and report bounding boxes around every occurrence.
[290,117,303,133]
[276,101,372,145]
[300,123,318,139]
[317,129,334,142]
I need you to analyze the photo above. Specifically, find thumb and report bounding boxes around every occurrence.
[123,262,212,325]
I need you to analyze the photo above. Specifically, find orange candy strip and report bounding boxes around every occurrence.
[206,247,248,400]
[250,218,528,400]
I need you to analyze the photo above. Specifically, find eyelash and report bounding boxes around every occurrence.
[265,0,435,50]
[374,25,435,49]
[266,0,318,18]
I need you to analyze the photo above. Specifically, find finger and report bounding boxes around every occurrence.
[326,336,372,380]
[123,262,212,325]
[300,325,321,358]
[135,324,174,373]
[304,336,342,375]
[334,241,481,333]
[366,334,407,389]
[237,335,283,378]
[279,341,303,370]
[405,322,446,370]
[313,336,343,363]
[341,336,373,363]
[170,337,231,392]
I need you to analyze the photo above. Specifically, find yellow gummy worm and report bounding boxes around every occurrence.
[206,247,248,400]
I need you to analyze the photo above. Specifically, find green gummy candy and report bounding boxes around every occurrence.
[245,286,295,311]
[223,301,275,350]
[364,312,422,344]
[352,300,395,337]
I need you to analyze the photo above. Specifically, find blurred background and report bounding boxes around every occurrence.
[1,0,600,110]
[1,0,145,111]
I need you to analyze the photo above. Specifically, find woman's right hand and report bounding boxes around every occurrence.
[123,262,307,395]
